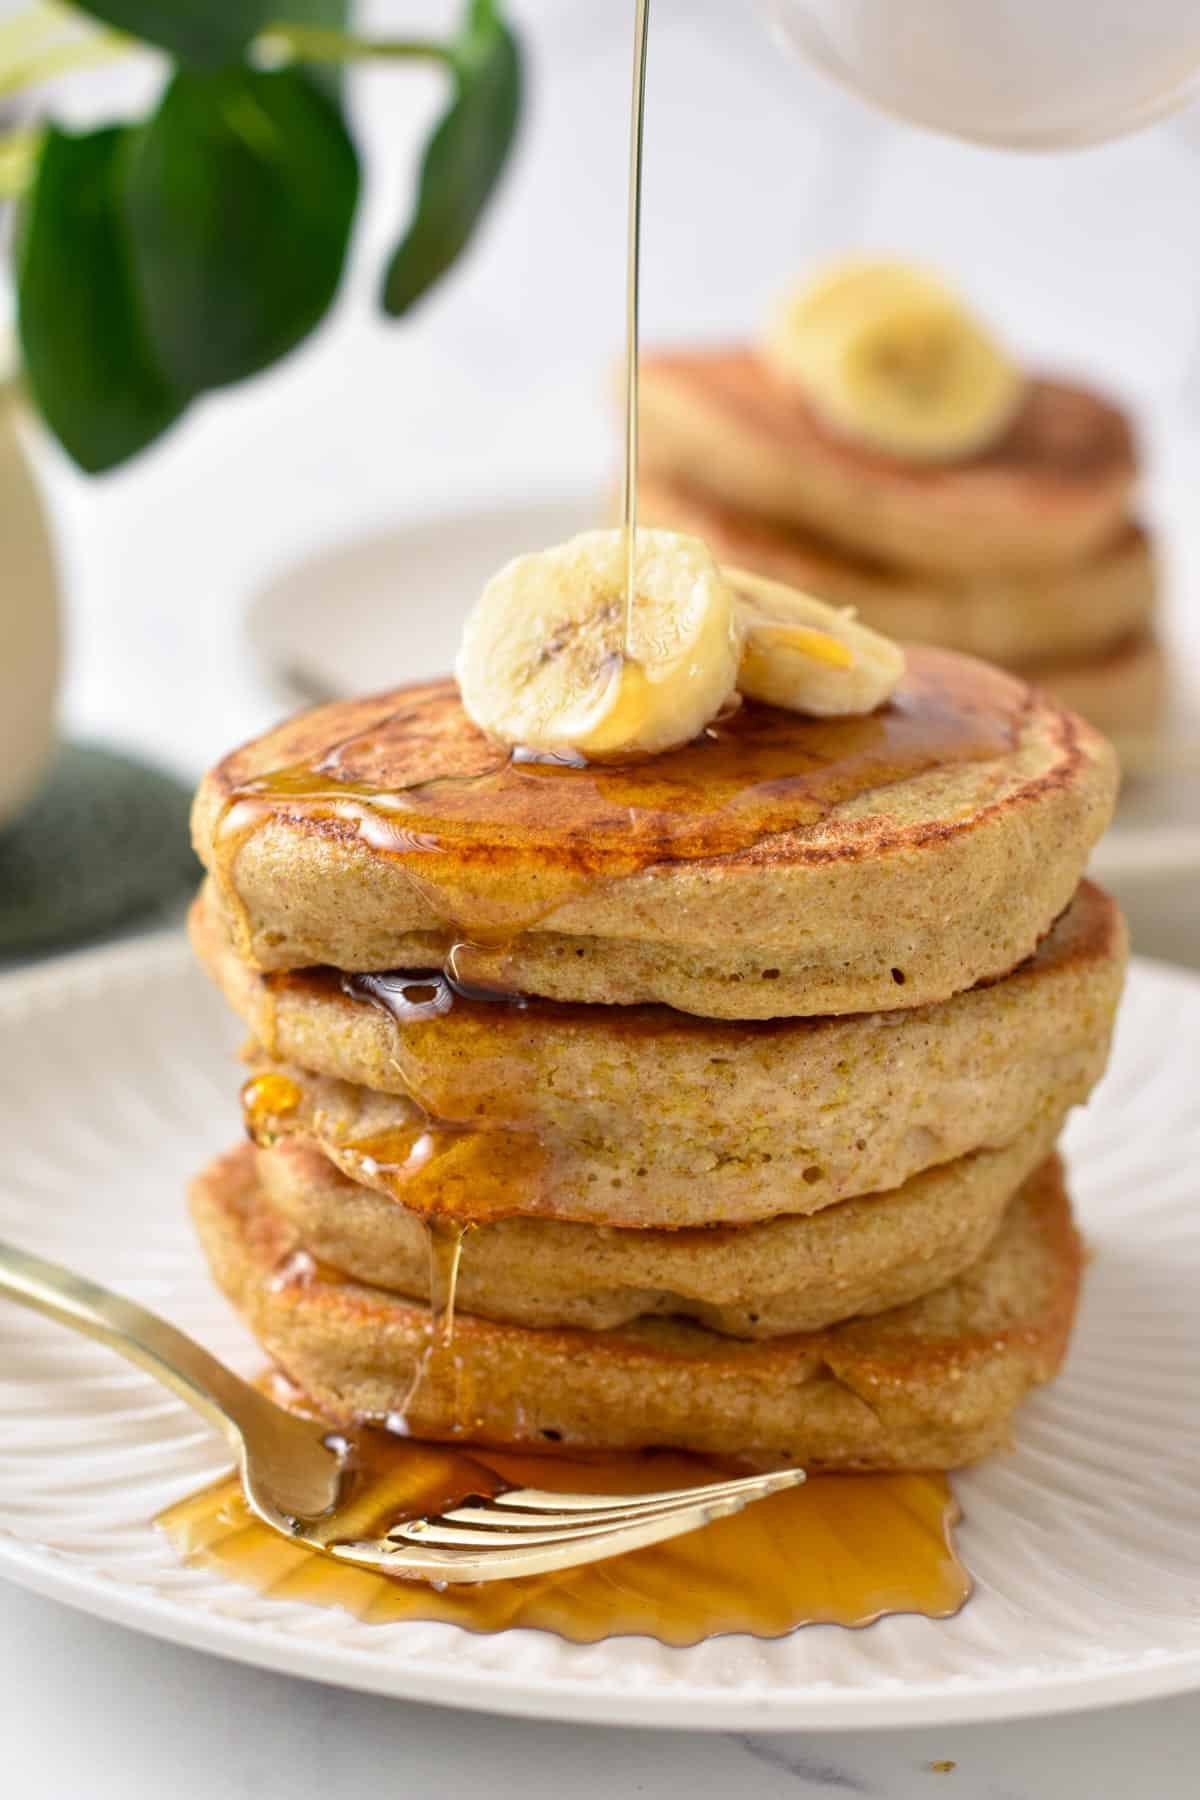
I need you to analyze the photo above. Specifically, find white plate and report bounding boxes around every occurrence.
[245,494,1200,886]
[246,495,598,705]
[0,934,1198,1729]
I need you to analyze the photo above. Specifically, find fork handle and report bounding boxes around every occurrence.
[0,1235,269,1457]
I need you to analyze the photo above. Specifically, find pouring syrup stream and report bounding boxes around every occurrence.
[621,0,651,652]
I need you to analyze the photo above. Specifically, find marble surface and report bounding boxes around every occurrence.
[1,1581,1198,1797]
[2,0,1199,1787]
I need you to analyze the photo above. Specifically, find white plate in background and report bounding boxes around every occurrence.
[0,933,1198,1729]
[247,496,598,706]
[245,494,1200,885]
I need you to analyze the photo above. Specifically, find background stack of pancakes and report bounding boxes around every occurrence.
[636,351,1163,745]
[188,649,1125,1469]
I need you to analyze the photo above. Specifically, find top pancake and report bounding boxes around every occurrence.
[192,649,1117,1019]
[637,349,1136,577]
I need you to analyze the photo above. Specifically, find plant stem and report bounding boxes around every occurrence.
[262,23,454,67]
[0,124,43,199]
[0,32,132,103]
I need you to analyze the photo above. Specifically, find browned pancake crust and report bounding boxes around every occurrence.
[637,349,1136,576]
[191,653,1117,1018]
[191,1146,1082,1469]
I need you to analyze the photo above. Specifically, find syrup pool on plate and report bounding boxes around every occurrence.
[158,1419,969,1646]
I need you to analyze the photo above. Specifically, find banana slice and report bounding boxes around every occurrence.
[456,528,742,759]
[763,259,1025,461]
[729,568,905,715]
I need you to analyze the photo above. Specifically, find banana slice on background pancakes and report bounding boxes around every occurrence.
[763,259,1025,462]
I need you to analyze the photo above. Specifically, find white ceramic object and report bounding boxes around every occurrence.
[765,0,1200,148]
[244,495,1200,889]
[0,353,59,829]
[0,933,1198,1728]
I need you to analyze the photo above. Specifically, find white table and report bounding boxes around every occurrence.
[2,1579,1198,1798]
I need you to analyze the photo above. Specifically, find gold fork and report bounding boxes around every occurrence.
[0,1238,804,1581]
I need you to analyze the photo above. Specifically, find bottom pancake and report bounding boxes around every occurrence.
[191,1145,1081,1469]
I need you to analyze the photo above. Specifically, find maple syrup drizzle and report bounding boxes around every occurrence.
[375,1217,472,1434]
[157,1407,969,1645]
[243,1072,472,1414]
[246,1097,475,1417]
[212,659,1024,995]
[242,1069,302,1127]
[347,966,529,1021]
[242,1058,551,1229]
[216,668,1021,865]
[621,0,651,651]
[428,1215,468,1350]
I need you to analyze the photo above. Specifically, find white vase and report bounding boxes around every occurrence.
[0,364,60,830]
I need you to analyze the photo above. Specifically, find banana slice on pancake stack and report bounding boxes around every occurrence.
[456,528,741,759]
[456,526,905,758]
[728,567,905,716]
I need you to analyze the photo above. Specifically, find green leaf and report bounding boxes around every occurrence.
[278,0,351,23]
[122,66,359,393]
[15,125,185,473]
[381,0,521,316]
[68,1,271,64]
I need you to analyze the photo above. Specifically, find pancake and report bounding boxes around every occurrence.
[239,1054,1071,1239]
[1023,633,1166,746]
[253,1116,1060,1337]
[637,470,1156,669]
[191,1147,1081,1469]
[193,879,1125,1223]
[191,651,1117,1019]
[637,349,1136,577]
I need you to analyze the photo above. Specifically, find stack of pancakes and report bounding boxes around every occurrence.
[189,647,1124,1469]
[636,350,1163,743]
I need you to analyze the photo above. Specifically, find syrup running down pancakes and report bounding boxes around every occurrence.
[180,590,1121,1642]
[187,646,1116,1464]
[191,647,1116,1018]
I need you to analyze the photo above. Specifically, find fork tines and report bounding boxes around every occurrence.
[327,1465,805,1582]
